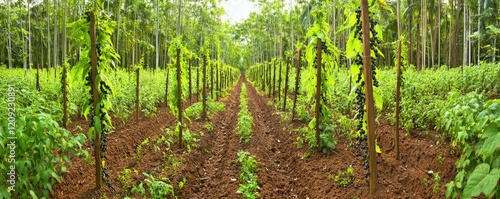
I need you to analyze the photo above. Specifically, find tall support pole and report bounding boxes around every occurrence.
[283,58,290,111]
[291,50,301,121]
[360,1,378,193]
[395,0,402,159]
[176,49,182,148]
[89,12,101,190]
[315,38,322,148]
[136,68,140,123]
[202,55,207,120]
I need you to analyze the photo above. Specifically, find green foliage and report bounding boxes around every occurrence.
[163,154,184,174]
[237,84,254,143]
[433,172,441,194]
[328,165,355,187]
[442,98,500,198]
[185,100,225,120]
[236,151,260,199]
[203,122,215,133]
[178,178,187,190]
[319,133,337,153]
[294,119,336,153]
[136,138,150,162]
[392,64,500,131]
[0,114,86,198]
[165,127,201,152]
[118,168,138,195]
[131,172,175,199]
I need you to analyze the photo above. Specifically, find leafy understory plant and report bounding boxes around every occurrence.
[442,98,500,199]
[135,138,150,162]
[294,118,336,153]
[131,172,176,199]
[203,122,215,133]
[118,168,139,195]
[327,165,355,187]
[236,151,260,199]
[0,114,87,198]
[185,100,225,120]
[237,84,254,143]
[163,154,185,174]
[165,127,201,152]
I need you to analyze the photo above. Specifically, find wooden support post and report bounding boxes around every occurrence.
[176,49,183,148]
[395,0,402,160]
[136,68,140,123]
[89,12,101,190]
[62,64,68,128]
[189,59,192,104]
[278,60,282,103]
[36,64,40,92]
[360,1,379,193]
[292,50,301,121]
[272,59,277,98]
[215,62,219,101]
[315,38,322,148]
[165,69,170,107]
[202,55,207,120]
[268,63,272,97]
[283,58,290,111]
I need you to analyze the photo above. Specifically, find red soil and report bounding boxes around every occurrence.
[51,76,459,199]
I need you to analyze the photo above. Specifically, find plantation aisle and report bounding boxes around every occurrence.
[241,78,305,198]
[179,78,243,198]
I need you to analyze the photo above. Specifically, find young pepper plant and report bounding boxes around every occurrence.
[304,4,339,152]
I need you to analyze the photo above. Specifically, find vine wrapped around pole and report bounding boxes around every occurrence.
[89,12,101,190]
[360,1,379,193]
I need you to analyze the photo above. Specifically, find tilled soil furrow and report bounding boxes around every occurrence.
[242,78,304,198]
[183,78,243,198]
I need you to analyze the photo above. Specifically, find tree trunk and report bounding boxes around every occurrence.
[54,0,59,78]
[407,0,413,67]
[450,0,463,68]
[463,4,468,67]
[47,0,51,72]
[437,0,441,67]
[156,0,159,70]
[62,0,67,65]
[477,0,481,66]
[28,0,32,72]
[421,0,427,70]
[7,0,12,69]
[416,23,421,70]
[116,0,122,57]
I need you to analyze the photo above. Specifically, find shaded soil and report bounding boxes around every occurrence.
[51,76,459,199]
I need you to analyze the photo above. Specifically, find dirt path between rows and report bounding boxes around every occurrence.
[179,78,243,198]
[181,76,308,198]
[242,78,304,198]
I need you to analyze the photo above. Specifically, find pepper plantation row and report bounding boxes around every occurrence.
[1,0,500,198]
